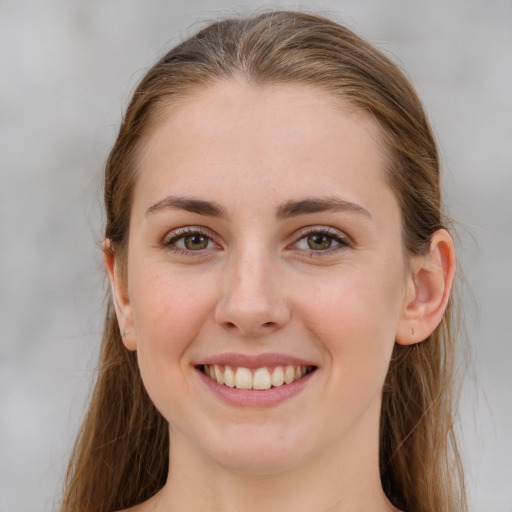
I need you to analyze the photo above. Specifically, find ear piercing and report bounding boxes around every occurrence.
[411,326,415,337]
[121,331,129,338]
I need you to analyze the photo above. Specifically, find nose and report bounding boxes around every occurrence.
[214,249,291,337]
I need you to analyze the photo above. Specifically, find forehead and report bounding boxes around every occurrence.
[142,81,386,158]
[133,81,396,224]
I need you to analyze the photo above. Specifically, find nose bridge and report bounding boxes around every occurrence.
[234,247,272,306]
[215,240,289,336]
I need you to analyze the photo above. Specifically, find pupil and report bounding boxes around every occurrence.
[308,234,332,250]
[185,235,208,250]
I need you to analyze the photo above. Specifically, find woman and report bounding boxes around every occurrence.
[60,11,466,512]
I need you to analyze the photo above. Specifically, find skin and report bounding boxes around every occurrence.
[105,82,455,512]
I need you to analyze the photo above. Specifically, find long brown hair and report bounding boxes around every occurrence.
[60,11,466,512]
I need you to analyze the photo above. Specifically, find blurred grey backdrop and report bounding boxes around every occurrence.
[0,1,511,511]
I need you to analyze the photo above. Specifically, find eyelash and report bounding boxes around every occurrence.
[162,227,219,255]
[162,226,350,256]
[290,226,350,255]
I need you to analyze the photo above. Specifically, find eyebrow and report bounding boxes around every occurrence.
[144,195,371,220]
[276,197,371,219]
[145,196,226,217]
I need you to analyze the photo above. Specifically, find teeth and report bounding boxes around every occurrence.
[235,367,253,389]
[271,366,284,387]
[284,365,295,384]
[214,364,224,385]
[224,366,235,388]
[203,364,313,390]
[253,368,272,390]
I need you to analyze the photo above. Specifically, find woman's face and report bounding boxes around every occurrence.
[115,82,415,474]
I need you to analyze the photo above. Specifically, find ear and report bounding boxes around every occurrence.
[396,229,456,345]
[103,239,136,351]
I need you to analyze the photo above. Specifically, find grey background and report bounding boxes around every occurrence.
[0,1,511,511]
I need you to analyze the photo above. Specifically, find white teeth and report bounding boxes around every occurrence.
[284,365,295,384]
[203,364,313,390]
[253,368,272,390]
[235,367,253,389]
[214,364,224,385]
[224,366,235,387]
[271,366,285,387]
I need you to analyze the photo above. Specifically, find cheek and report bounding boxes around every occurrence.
[294,265,404,378]
[129,264,217,367]
[127,264,221,424]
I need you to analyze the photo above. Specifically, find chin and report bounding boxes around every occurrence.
[201,427,309,475]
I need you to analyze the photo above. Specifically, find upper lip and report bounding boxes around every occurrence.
[195,352,317,369]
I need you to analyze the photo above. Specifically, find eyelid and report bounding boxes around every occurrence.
[288,225,352,253]
[161,225,351,255]
[162,226,221,252]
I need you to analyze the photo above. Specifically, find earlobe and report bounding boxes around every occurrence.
[103,240,137,351]
[396,229,456,345]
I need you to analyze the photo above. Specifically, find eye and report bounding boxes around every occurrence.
[292,227,350,254]
[304,233,336,251]
[163,227,219,253]
[179,234,210,250]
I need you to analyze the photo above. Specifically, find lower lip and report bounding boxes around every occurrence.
[196,368,315,407]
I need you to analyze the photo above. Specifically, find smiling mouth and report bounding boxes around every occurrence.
[199,364,316,390]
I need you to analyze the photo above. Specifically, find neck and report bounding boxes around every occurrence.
[151,417,397,512]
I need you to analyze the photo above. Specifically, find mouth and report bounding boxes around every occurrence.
[198,364,316,391]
